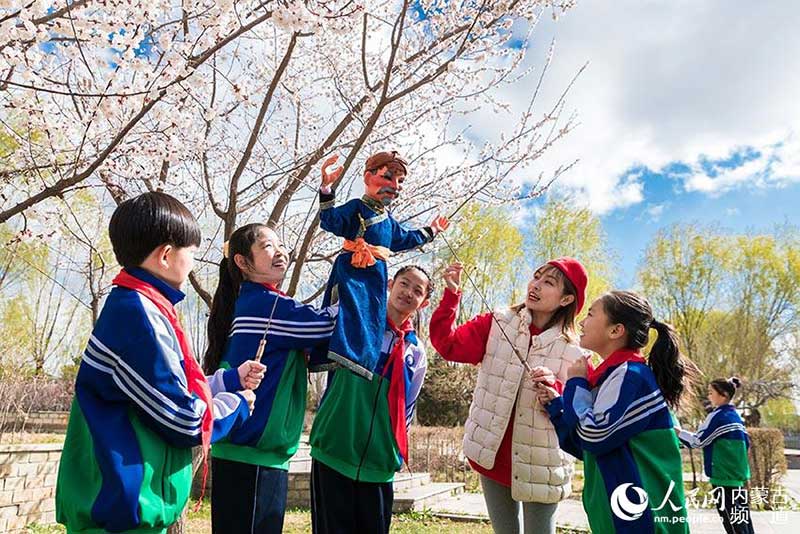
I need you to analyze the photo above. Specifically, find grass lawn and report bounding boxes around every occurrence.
[27,500,588,533]
[26,508,495,534]
[0,432,65,445]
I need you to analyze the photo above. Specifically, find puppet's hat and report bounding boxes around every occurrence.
[365,151,408,174]
[547,257,588,314]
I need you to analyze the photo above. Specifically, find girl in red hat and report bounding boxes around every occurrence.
[429,258,588,534]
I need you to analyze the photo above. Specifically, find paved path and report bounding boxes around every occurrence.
[431,492,800,533]
[780,469,800,501]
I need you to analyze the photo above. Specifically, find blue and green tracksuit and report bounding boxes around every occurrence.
[309,328,428,483]
[677,404,750,486]
[211,281,336,469]
[55,268,250,534]
[545,353,689,534]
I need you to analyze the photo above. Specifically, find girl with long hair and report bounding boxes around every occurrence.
[537,290,699,533]
[429,258,588,534]
[205,223,337,534]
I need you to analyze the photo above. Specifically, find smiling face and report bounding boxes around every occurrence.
[578,297,625,357]
[234,227,289,284]
[387,267,430,320]
[526,264,575,314]
[364,164,405,206]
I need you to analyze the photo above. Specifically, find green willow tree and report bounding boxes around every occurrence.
[639,223,732,368]
[529,197,613,316]
[435,202,526,321]
[639,225,800,419]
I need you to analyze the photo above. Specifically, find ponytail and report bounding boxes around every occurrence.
[203,223,267,374]
[600,291,699,409]
[204,258,243,373]
[649,319,698,408]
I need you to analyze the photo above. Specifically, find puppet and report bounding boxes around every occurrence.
[309,151,448,379]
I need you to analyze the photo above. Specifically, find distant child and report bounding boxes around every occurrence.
[537,291,696,533]
[309,265,433,534]
[204,223,337,534]
[676,378,753,534]
[56,192,263,534]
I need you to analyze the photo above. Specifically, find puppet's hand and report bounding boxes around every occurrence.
[429,215,449,234]
[321,155,343,189]
[443,262,463,292]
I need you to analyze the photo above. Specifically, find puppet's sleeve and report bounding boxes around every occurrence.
[319,192,358,238]
[388,216,434,252]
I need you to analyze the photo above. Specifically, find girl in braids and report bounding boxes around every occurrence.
[537,290,698,533]
[204,223,337,534]
[676,378,753,534]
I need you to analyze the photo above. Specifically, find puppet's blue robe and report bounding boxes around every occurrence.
[308,193,433,379]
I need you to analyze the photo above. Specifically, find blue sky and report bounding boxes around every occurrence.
[602,170,800,286]
[485,0,800,287]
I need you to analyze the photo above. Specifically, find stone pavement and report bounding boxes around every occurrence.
[780,469,800,501]
[430,490,800,533]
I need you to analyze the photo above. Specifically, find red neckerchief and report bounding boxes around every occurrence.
[260,282,286,296]
[112,270,213,507]
[587,349,646,387]
[383,317,414,463]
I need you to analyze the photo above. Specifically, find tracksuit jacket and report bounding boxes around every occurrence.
[211,281,336,469]
[56,268,250,534]
[677,403,750,486]
[309,327,427,482]
[545,350,689,534]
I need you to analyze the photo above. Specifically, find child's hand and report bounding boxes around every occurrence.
[238,360,266,390]
[567,356,589,379]
[429,215,450,234]
[321,155,343,189]
[529,365,555,386]
[443,262,463,292]
[535,383,560,406]
[239,389,257,414]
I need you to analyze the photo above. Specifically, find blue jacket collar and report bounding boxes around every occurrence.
[406,331,418,346]
[125,267,185,305]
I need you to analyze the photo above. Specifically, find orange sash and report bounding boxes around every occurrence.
[342,238,391,268]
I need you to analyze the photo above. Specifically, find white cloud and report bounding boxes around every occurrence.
[771,134,800,182]
[680,134,800,195]
[462,0,800,213]
[683,154,767,195]
[643,202,667,221]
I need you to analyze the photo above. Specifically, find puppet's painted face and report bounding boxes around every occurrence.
[364,165,405,206]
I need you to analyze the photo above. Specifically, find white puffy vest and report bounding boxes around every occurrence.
[462,306,584,503]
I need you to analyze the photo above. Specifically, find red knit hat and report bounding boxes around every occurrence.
[547,257,588,314]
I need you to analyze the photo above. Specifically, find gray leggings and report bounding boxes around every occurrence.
[480,475,558,534]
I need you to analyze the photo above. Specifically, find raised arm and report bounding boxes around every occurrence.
[428,263,491,364]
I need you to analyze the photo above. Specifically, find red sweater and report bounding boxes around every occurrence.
[429,288,562,487]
